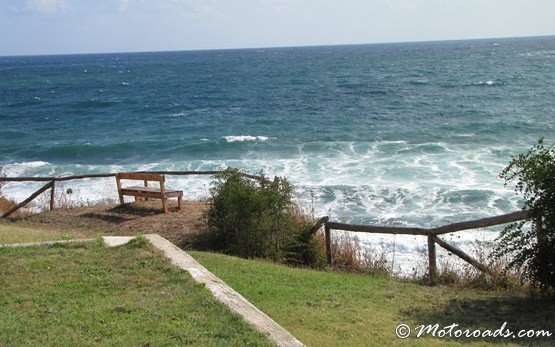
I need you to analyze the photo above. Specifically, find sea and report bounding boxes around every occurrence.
[1,36,554,273]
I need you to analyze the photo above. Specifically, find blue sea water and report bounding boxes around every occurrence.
[1,36,554,266]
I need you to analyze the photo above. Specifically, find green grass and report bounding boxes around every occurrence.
[0,223,102,244]
[0,239,272,346]
[190,251,554,347]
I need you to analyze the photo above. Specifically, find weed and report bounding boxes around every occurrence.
[330,231,391,276]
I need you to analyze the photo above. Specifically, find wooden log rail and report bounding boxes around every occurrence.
[0,170,263,182]
[0,170,263,219]
[320,210,529,284]
[1,170,530,285]
[309,216,329,235]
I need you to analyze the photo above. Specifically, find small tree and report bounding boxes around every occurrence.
[206,168,324,266]
[495,138,555,292]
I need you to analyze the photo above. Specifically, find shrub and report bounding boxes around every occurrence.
[495,138,555,292]
[206,168,325,267]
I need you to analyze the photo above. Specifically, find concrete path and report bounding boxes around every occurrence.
[102,236,135,247]
[145,234,304,347]
[0,236,131,248]
[0,238,96,248]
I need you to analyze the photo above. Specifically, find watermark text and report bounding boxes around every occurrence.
[395,322,552,340]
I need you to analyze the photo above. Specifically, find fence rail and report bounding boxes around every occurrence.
[0,170,262,218]
[318,210,529,284]
[0,170,263,182]
[2,171,531,285]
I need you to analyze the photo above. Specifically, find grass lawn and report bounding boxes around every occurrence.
[190,251,554,347]
[0,239,272,346]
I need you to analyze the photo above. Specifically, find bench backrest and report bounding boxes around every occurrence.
[115,173,166,193]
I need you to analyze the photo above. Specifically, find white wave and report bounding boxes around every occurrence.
[169,108,210,117]
[521,50,555,57]
[121,82,130,85]
[3,161,50,177]
[169,110,194,117]
[473,80,497,86]
[222,135,269,142]
[0,143,521,273]
[453,133,475,137]
[11,161,50,168]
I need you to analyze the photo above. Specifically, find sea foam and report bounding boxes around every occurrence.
[0,142,523,274]
[222,135,269,142]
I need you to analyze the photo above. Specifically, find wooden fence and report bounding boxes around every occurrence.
[0,170,262,219]
[312,211,528,284]
[1,171,530,285]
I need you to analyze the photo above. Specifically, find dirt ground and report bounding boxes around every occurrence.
[10,200,212,249]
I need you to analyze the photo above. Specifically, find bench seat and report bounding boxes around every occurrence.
[116,173,183,214]
[120,186,183,198]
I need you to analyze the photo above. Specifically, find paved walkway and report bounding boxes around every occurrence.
[144,234,304,347]
[0,238,96,248]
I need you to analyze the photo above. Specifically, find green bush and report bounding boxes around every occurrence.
[206,168,325,267]
[495,138,555,292]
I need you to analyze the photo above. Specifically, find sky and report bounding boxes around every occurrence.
[0,0,554,56]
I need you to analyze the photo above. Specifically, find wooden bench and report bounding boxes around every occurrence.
[115,173,183,214]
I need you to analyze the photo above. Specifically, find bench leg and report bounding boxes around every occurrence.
[118,192,124,205]
[134,196,139,202]
[162,197,168,214]
[178,196,182,211]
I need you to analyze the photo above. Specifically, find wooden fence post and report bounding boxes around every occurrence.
[325,224,332,266]
[309,216,329,235]
[50,180,55,210]
[427,234,437,285]
[143,180,149,201]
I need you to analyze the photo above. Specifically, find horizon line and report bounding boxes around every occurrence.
[1,34,554,58]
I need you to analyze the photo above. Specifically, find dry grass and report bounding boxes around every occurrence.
[323,231,527,290]
[34,181,118,211]
[0,196,32,219]
[327,231,391,276]
[429,245,524,290]
[0,196,16,214]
